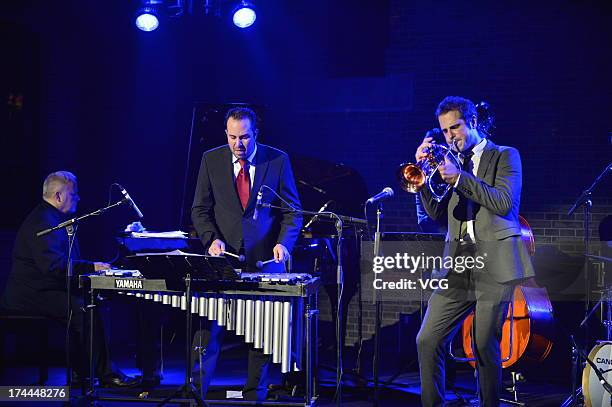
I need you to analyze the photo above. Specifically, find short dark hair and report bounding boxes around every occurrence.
[435,96,477,125]
[224,107,258,131]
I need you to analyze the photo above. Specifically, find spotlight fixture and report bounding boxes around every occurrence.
[133,0,258,31]
[232,1,256,29]
[135,1,162,32]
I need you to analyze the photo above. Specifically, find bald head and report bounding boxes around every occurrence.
[42,171,79,214]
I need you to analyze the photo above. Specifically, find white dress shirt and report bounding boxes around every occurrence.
[456,138,487,241]
[232,144,257,189]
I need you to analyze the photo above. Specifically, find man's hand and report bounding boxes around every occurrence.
[273,244,290,263]
[437,156,461,185]
[208,239,226,256]
[415,136,434,162]
[94,262,112,272]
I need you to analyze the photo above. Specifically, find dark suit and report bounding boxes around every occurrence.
[191,143,302,399]
[1,201,112,377]
[192,143,302,271]
[415,140,534,406]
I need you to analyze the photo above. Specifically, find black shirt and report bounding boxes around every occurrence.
[2,201,94,309]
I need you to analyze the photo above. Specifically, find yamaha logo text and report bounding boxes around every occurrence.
[114,279,143,290]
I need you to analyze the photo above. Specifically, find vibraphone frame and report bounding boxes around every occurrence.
[80,275,320,406]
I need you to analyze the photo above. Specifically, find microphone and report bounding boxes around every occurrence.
[297,180,326,194]
[119,185,144,218]
[303,200,333,230]
[366,187,394,204]
[253,188,263,221]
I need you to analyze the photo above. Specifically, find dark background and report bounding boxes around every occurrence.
[1,0,611,354]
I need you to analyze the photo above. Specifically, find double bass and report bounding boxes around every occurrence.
[461,216,554,368]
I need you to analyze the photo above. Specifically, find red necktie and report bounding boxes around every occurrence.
[236,159,250,210]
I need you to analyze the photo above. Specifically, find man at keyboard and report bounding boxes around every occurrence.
[191,107,302,400]
[1,171,139,387]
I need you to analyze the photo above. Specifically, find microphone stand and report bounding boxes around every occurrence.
[36,197,133,400]
[334,217,344,407]
[372,203,383,407]
[567,163,611,314]
[36,198,130,238]
[260,202,367,407]
[564,162,611,406]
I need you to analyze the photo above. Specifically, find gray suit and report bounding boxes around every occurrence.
[416,140,534,406]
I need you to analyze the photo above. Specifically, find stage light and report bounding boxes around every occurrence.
[135,3,161,32]
[232,1,256,28]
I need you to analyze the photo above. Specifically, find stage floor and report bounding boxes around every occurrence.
[0,343,570,406]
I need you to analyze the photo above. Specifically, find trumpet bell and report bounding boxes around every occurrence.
[397,142,461,202]
[397,163,425,193]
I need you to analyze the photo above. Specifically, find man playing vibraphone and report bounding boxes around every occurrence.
[191,106,302,400]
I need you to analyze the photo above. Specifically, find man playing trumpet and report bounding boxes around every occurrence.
[414,96,534,406]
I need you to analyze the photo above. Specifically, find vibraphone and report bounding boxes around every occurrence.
[81,272,320,406]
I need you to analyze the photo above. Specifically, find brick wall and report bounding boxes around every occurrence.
[1,0,609,352]
[289,0,612,346]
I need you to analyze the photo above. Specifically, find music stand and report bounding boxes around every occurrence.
[125,251,239,283]
[125,252,237,407]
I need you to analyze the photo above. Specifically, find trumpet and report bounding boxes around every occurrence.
[399,101,494,202]
[396,129,462,202]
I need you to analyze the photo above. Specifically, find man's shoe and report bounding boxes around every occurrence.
[100,372,141,388]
